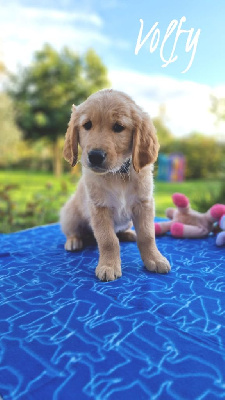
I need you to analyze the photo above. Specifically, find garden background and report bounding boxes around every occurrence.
[0,1,225,234]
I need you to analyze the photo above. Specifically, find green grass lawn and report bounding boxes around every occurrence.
[0,170,77,206]
[0,170,221,233]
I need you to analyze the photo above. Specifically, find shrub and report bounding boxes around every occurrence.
[193,180,225,212]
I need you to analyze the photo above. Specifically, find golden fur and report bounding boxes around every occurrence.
[60,89,171,281]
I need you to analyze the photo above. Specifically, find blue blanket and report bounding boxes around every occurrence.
[0,219,225,400]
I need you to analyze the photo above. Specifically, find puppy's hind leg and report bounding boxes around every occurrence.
[64,236,83,251]
[117,229,137,242]
[60,193,88,252]
[116,221,137,242]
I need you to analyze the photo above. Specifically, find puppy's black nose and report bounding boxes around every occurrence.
[88,149,106,167]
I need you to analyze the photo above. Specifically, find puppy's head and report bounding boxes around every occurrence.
[63,89,159,174]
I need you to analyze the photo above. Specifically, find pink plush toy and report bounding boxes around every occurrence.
[216,215,225,246]
[155,193,225,239]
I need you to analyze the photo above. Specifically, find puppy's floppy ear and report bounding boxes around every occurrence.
[63,105,79,167]
[132,111,159,173]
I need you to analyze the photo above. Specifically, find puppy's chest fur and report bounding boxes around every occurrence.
[102,181,136,232]
[83,174,144,233]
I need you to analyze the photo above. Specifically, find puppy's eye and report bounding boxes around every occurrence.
[83,120,92,130]
[113,123,124,133]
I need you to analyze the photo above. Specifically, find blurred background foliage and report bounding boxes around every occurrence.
[0,92,22,165]
[0,43,225,233]
[8,44,109,176]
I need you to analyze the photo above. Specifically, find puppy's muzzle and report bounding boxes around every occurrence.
[88,149,106,167]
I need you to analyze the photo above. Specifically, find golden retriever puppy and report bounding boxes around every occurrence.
[60,89,171,281]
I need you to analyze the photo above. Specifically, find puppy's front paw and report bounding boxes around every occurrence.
[144,252,171,274]
[65,236,83,251]
[95,263,122,282]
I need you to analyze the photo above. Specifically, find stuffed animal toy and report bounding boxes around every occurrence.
[216,215,225,246]
[155,193,225,239]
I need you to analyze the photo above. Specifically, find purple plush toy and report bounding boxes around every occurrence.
[216,215,225,246]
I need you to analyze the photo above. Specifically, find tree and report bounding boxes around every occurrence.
[0,59,22,166]
[0,61,6,74]
[0,93,22,166]
[8,45,110,176]
[210,95,225,143]
[211,95,225,122]
[153,116,173,147]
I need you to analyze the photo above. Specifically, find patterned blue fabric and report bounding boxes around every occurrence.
[0,219,225,400]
